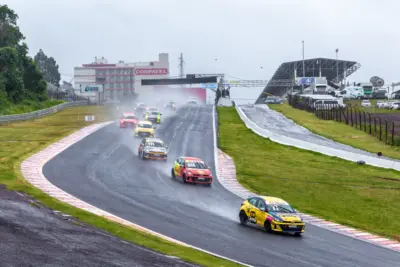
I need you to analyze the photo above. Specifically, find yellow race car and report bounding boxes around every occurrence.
[134,120,155,138]
[239,196,305,236]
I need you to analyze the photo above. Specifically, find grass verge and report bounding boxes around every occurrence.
[0,99,65,115]
[217,107,400,240]
[1,106,241,267]
[269,103,400,159]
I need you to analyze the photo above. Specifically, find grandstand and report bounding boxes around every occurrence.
[255,58,361,104]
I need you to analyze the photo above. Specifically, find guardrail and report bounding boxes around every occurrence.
[0,100,89,124]
[235,104,400,172]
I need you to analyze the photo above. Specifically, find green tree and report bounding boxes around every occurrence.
[0,4,48,103]
[34,49,61,86]
[0,47,25,102]
[0,5,24,47]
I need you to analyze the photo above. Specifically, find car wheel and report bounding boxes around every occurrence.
[141,152,145,160]
[239,211,248,225]
[182,174,187,184]
[171,168,175,178]
[264,221,272,233]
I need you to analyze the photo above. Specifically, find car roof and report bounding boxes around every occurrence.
[138,120,152,125]
[123,112,134,115]
[145,138,163,143]
[249,196,289,205]
[183,157,202,161]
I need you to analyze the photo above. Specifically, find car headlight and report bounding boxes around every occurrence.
[187,172,192,176]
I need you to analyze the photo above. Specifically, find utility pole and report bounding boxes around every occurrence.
[178,53,185,78]
[335,48,339,86]
[302,40,305,94]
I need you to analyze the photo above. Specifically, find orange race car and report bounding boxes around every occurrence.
[171,157,212,185]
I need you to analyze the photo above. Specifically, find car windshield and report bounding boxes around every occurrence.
[267,203,296,213]
[151,111,158,115]
[124,115,136,119]
[185,160,207,169]
[146,141,164,147]
[138,123,152,128]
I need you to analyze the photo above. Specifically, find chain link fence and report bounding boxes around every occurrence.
[288,94,400,146]
[0,100,89,125]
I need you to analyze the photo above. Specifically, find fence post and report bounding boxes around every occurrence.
[363,112,366,132]
[346,107,349,124]
[392,122,395,145]
[350,108,353,126]
[385,120,388,144]
[368,113,372,134]
[379,118,382,141]
[359,110,362,130]
[374,117,377,136]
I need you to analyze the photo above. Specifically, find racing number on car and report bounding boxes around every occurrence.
[250,211,256,218]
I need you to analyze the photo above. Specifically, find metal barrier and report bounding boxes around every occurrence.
[0,100,89,124]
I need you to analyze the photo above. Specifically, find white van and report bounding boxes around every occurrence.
[340,86,364,99]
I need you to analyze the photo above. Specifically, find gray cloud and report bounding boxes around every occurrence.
[6,0,400,84]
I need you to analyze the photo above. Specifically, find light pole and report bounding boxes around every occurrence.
[335,48,339,84]
[302,40,305,93]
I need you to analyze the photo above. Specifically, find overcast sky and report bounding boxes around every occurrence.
[6,0,400,84]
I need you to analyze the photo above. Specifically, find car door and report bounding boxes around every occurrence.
[174,158,183,176]
[246,197,258,224]
[255,199,268,226]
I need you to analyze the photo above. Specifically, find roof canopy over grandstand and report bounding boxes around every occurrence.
[255,58,361,104]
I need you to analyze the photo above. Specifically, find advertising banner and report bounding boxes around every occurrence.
[79,84,104,93]
[135,68,169,75]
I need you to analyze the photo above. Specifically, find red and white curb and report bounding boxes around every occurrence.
[211,107,400,253]
[20,121,253,267]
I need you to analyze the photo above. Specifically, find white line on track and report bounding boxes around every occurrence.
[104,144,121,158]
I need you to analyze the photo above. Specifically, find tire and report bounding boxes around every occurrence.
[141,152,146,160]
[182,174,187,184]
[264,221,272,233]
[171,168,175,178]
[239,211,248,225]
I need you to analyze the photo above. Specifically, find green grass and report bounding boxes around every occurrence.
[217,107,400,241]
[0,99,65,115]
[1,106,241,267]
[269,103,400,159]
[344,99,400,114]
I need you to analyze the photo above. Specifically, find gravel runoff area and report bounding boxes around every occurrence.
[0,184,199,267]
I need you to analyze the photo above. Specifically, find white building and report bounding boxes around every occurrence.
[73,53,169,101]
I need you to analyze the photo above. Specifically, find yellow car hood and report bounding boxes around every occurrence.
[271,213,302,222]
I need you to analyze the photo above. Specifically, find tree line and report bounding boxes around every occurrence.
[0,4,61,108]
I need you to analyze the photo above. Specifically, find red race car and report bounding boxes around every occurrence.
[171,157,213,185]
[119,112,138,128]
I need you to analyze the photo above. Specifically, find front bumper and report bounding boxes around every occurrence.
[120,122,136,128]
[185,175,212,184]
[135,132,153,137]
[143,152,167,160]
[270,221,305,233]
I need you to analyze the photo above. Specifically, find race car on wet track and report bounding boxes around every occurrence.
[119,112,138,128]
[164,100,177,111]
[171,157,212,185]
[134,102,146,115]
[138,137,168,161]
[134,120,155,138]
[239,196,305,236]
[144,110,162,124]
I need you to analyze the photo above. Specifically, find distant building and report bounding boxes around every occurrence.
[73,53,169,101]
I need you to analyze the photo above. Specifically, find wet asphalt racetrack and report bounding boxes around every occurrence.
[43,105,400,267]
[241,104,400,162]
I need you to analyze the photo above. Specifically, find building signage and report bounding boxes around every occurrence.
[79,84,104,93]
[297,77,315,85]
[201,83,217,89]
[135,68,169,75]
